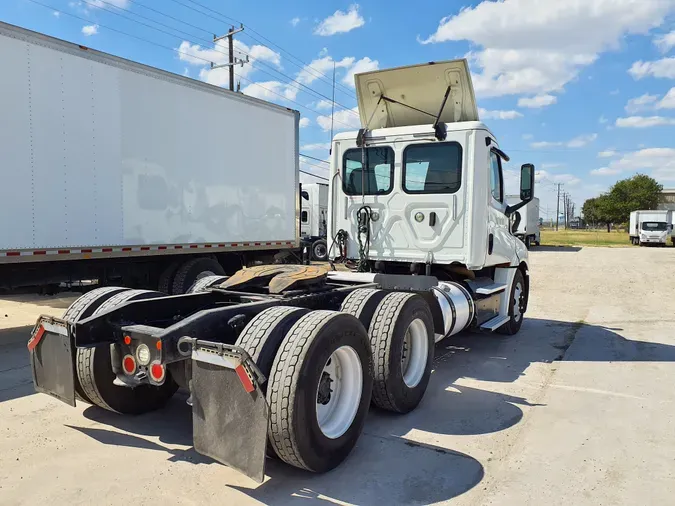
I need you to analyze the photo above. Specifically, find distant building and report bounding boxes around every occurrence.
[658,189,675,211]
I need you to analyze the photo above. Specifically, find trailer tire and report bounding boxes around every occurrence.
[171,257,225,294]
[187,275,229,293]
[267,311,372,473]
[497,269,526,336]
[158,261,182,294]
[62,286,129,403]
[76,289,178,414]
[340,288,388,330]
[368,292,434,414]
[524,235,532,249]
[311,239,328,261]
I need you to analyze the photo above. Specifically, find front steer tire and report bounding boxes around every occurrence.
[497,269,527,336]
[267,311,372,473]
[368,292,434,414]
[76,289,178,414]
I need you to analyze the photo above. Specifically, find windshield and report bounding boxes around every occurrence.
[641,221,668,232]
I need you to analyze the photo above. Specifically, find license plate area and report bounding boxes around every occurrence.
[29,317,76,407]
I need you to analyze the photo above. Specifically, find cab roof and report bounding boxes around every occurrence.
[332,121,496,143]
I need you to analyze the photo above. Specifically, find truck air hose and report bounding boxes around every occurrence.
[356,205,373,272]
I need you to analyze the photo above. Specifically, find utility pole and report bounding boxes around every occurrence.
[556,183,562,231]
[212,24,249,91]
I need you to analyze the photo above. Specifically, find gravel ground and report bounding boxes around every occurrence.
[1,247,674,505]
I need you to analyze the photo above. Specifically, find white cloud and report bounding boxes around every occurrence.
[290,17,301,27]
[598,149,618,158]
[240,80,298,102]
[478,107,523,120]
[567,133,598,148]
[518,94,557,108]
[301,142,331,151]
[299,117,311,128]
[625,93,659,113]
[183,67,189,77]
[658,87,675,109]
[87,0,129,7]
[314,99,334,111]
[599,115,608,124]
[616,116,675,128]
[317,107,361,131]
[522,133,533,140]
[531,133,597,149]
[81,24,98,36]
[629,57,675,79]
[341,57,379,87]
[541,163,565,169]
[314,4,365,36]
[52,11,60,17]
[536,170,581,186]
[420,1,674,98]
[655,30,675,53]
[601,147,675,181]
[296,56,354,85]
[591,167,622,176]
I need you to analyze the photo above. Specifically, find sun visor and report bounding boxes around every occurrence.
[354,59,479,129]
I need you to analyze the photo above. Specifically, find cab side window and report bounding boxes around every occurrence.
[489,151,503,203]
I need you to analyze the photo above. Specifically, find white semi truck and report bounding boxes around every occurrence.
[629,210,673,246]
[0,21,301,293]
[29,42,534,482]
[300,183,328,260]
[506,196,540,249]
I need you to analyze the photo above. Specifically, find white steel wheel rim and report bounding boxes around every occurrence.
[513,282,523,322]
[401,318,428,388]
[196,271,217,280]
[316,345,363,439]
[314,243,327,258]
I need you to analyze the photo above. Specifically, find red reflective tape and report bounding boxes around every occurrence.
[158,246,167,250]
[102,248,112,252]
[243,243,250,247]
[7,251,20,256]
[218,244,225,248]
[254,242,261,246]
[81,249,92,253]
[204,244,212,248]
[231,243,238,247]
[58,249,70,254]
[235,364,255,393]
[27,325,45,352]
[139,247,149,251]
[174,245,183,249]
[189,244,198,249]
[33,250,46,255]
[122,247,132,251]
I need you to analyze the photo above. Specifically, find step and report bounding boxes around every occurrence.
[480,314,511,331]
[475,283,507,295]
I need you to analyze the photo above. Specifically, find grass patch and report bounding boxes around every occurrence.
[540,229,637,247]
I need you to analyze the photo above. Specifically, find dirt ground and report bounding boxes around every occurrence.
[1,247,674,505]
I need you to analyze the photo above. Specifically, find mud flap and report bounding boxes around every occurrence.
[28,316,76,407]
[179,338,269,483]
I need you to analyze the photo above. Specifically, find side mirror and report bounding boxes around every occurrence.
[520,163,534,202]
[301,190,309,201]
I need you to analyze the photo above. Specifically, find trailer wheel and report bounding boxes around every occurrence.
[76,289,178,414]
[497,269,526,336]
[62,286,129,403]
[311,239,328,261]
[171,257,225,294]
[267,311,372,473]
[187,275,229,293]
[158,260,182,294]
[524,235,532,249]
[340,288,388,330]
[368,292,434,414]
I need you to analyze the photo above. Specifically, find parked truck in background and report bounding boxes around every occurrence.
[506,196,540,249]
[629,210,673,246]
[28,39,535,482]
[0,21,300,294]
[300,183,328,261]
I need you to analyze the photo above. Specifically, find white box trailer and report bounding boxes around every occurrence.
[506,196,540,248]
[300,183,329,260]
[629,210,673,246]
[0,22,299,292]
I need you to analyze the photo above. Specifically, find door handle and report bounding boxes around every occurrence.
[429,212,437,227]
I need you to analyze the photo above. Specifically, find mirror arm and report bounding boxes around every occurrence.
[505,199,530,217]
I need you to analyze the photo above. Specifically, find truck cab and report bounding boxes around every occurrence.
[328,60,531,276]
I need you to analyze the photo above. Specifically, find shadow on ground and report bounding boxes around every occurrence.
[48,318,675,505]
[531,245,582,252]
[0,327,34,402]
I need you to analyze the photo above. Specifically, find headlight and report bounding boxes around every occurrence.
[136,344,151,366]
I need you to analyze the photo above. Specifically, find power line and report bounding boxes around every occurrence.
[166,0,357,99]
[27,0,358,130]
[79,0,359,117]
[299,169,328,181]
[299,153,330,164]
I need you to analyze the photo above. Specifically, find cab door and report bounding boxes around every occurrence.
[487,150,516,265]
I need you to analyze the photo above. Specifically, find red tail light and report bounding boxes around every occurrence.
[122,355,136,375]
[150,362,165,382]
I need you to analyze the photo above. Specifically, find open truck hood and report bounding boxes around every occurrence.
[354,59,479,130]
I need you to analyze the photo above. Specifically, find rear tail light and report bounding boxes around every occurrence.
[150,362,165,382]
[122,355,137,375]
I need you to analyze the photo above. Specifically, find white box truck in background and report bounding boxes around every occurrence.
[300,183,328,260]
[629,210,673,246]
[506,196,540,249]
[0,22,300,293]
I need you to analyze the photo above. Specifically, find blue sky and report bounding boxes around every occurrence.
[2,0,675,219]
